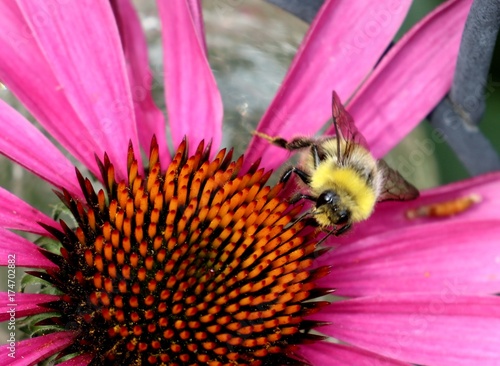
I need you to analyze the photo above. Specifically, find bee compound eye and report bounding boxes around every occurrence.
[317,191,336,207]
[336,210,350,225]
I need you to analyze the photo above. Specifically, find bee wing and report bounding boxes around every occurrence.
[331,91,370,164]
[377,159,420,201]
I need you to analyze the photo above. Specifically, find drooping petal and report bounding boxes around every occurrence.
[2,331,76,366]
[0,99,81,196]
[320,295,500,366]
[17,0,141,179]
[332,172,500,245]
[317,220,500,296]
[57,353,93,366]
[186,0,207,54]
[0,293,58,321]
[111,0,170,164]
[0,228,58,270]
[299,342,409,366]
[246,0,412,170]
[328,0,473,157]
[0,187,60,235]
[0,2,100,176]
[157,1,223,153]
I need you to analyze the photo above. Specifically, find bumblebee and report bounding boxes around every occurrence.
[255,91,419,235]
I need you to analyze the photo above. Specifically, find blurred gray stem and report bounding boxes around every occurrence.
[450,0,500,125]
[265,0,324,23]
[429,0,500,175]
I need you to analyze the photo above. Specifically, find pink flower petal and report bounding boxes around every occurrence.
[299,342,409,366]
[157,1,223,154]
[111,0,170,165]
[0,293,58,321]
[187,0,207,54]
[317,220,500,296]
[57,353,93,366]
[0,187,60,235]
[332,172,500,245]
[17,0,141,179]
[0,228,58,270]
[246,0,412,170]
[328,0,473,157]
[0,100,81,196]
[320,295,500,365]
[0,2,102,176]
[2,331,75,366]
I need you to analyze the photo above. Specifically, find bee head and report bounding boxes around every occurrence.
[316,190,350,226]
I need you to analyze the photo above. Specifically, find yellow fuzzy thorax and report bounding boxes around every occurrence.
[310,164,377,222]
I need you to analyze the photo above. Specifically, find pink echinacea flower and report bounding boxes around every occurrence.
[1,0,500,365]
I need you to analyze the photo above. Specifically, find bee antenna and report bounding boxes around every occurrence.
[285,209,312,229]
[316,227,336,246]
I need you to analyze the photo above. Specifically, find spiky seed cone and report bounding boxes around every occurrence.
[33,138,331,366]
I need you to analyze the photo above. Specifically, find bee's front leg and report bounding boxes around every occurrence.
[288,192,316,205]
[253,131,317,151]
[334,223,352,236]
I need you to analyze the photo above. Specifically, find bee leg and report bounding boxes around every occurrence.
[278,137,317,151]
[285,212,317,230]
[303,217,320,228]
[254,131,317,151]
[334,223,352,236]
[258,134,322,170]
[288,192,316,205]
[280,167,311,185]
[316,227,336,246]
